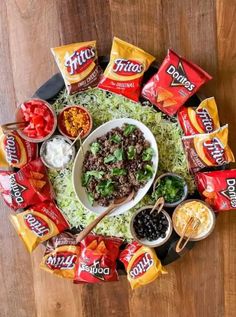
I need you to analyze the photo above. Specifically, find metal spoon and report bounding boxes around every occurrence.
[76,190,134,243]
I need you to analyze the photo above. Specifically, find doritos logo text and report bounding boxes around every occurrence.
[166,62,195,91]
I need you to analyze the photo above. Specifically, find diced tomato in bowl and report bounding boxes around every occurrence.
[16,99,57,143]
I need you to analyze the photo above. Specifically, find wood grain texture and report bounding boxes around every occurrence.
[0,0,236,316]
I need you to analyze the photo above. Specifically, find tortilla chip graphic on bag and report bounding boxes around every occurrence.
[142,49,212,116]
[98,37,155,102]
[178,97,220,135]
[163,98,177,108]
[96,241,107,254]
[9,201,69,252]
[119,242,167,289]
[156,87,173,103]
[30,171,44,180]
[29,178,46,190]
[87,240,98,250]
[182,124,235,173]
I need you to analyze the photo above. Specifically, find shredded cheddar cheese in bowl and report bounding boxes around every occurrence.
[58,105,92,139]
[172,200,215,240]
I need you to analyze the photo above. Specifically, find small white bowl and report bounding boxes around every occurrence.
[130,205,173,248]
[153,173,188,208]
[40,134,75,170]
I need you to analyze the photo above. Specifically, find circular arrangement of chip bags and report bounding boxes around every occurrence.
[0,37,235,289]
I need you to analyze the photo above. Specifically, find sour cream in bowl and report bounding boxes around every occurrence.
[40,135,75,170]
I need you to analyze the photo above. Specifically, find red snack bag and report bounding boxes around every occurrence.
[0,158,54,210]
[10,201,69,252]
[182,125,235,173]
[98,37,155,102]
[0,128,38,170]
[119,241,167,289]
[178,97,220,135]
[40,232,80,279]
[195,170,236,211]
[141,49,212,116]
[51,41,102,95]
[74,235,122,284]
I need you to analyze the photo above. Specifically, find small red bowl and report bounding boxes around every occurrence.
[16,98,57,143]
[58,105,93,140]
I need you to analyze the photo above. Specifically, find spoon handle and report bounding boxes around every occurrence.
[150,197,165,214]
[76,204,115,243]
[176,217,200,253]
[1,121,27,132]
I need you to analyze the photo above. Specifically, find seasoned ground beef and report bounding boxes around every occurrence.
[82,124,154,206]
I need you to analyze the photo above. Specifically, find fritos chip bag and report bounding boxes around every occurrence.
[178,97,220,135]
[74,235,122,284]
[0,158,54,210]
[97,37,155,102]
[40,232,80,279]
[141,49,212,116]
[51,41,101,94]
[10,201,69,252]
[195,170,236,211]
[182,124,235,173]
[0,128,38,170]
[119,241,167,289]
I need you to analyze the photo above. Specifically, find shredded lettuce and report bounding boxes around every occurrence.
[50,88,195,240]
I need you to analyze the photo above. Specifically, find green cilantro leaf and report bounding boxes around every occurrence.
[110,134,122,143]
[96,180,114,197]
[123,124,136,136]
[111,168,127,176]
[142,147,154,161]
[127,146,136,160]
[90,142,100,156]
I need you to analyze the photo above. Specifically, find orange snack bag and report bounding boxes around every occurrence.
[98,37,155,102]
[119,241,167,289]
[182,124,235,173]
[0,128,38,170]
[10,201,69,252]
[178,97,220,135]
[51,41,102,94]
[40,232,80,279]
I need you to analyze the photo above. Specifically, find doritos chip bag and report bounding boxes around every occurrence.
[0,158,54,210]
[141,49,212,116]
[195,170,236,211]
[10,201,69,252]
[119,241,167,289]
[74,235,122,284]
[98,37,155,102]
[0,128,38,170]
[51,41,102,94]
[182,125,235,173]
[40,232,80,279]
[178,97,220,135]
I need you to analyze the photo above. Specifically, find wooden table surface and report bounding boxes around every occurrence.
[0,1,236,316]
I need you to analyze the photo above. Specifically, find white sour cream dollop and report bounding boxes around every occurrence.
[44,137,73,168]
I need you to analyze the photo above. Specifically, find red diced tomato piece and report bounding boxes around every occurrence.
[23,128,36,138]
[30,100,44,107]
[23,112,30,121]
[44,113,52,122]
[45,123,53,133]
[32,115,44,127]
[34,107,46,116]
